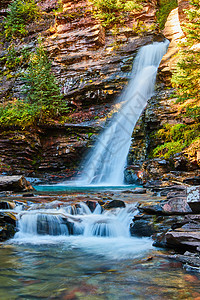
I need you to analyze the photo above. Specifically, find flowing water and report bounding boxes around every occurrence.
[78,40,169,186]
[1,199,200,299]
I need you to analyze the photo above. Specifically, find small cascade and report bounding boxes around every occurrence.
[77,40,169,185]
[15,212,69,237]
[14,202,137,239]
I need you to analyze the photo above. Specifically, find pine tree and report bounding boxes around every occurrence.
[171,0,200,120]
[22,38,68,122]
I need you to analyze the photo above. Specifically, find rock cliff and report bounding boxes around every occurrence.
[0,0,163,179]
[0,0,198,184]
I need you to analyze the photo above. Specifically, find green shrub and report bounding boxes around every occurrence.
[90,0,143,27]
[3,0,40,39]
[156,0,177,29]
[0,44,30,80]
[171,1,200,117]
[0,100,39,128]
[152,141,186,159]
[152,123,200,159]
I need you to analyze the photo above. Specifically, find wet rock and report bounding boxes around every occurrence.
[142,158,172,182]
[34,213,82,236]
[162,197,192,214]
[0,176,34,192]
[0,212,17,241]
[184,177,200,186]
[131,213,186,237]
[124,167,143,184]
[132,188,146,194]
[0,201,15,209]
[164,231,200,251]
[130,219,155,237]
[85,200,98,212]
[139,196,192,215]
[103,200,125,209]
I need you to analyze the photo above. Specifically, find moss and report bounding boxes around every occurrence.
[151,123,200,159]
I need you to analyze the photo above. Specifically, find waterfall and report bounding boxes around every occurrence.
[77,40,169,185]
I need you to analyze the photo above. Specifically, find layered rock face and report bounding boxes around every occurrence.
[46,0,159,107]
[0,125,99,178]
[0,0,163,177]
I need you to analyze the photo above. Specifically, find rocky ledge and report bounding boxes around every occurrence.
[131,184,200,269]
[0,175,34,192]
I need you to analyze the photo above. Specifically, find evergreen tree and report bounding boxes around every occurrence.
[171,0,200,120]
[22,38,68,121]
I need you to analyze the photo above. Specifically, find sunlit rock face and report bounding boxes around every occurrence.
[45,0,159,108]
[159,7,184,77]
[178,0,190,23]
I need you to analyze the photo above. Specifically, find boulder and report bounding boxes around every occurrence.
[0,176,34,192]
[85,200,98,213]
[103,200,125,209]
[139,196,192,215]
[131,213,186,237]
[130,219,155,237]
[164,231,200,251]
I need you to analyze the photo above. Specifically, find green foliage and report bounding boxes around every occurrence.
[0,100,39,128]
[152,1,200,160]
[0,44,30,79]
[132,20,156,35]
[90,0,143,27]
[3,0,40,39]
[0,39,68,128]
[22,38,68,121]
[156,0,177,29]
[152,123,200,159]
[152,141,186,159]
[171,0,200,111]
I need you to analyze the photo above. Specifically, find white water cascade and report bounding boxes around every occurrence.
[13,202,153,258]
[15,202,137,239]
[78,40,169,186]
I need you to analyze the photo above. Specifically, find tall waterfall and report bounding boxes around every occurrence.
[78,40,169,185]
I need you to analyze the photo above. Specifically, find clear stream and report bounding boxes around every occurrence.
[0,190,200,299]
[1,235,200,299]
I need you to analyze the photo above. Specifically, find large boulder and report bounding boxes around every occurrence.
[0,176,34,192]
